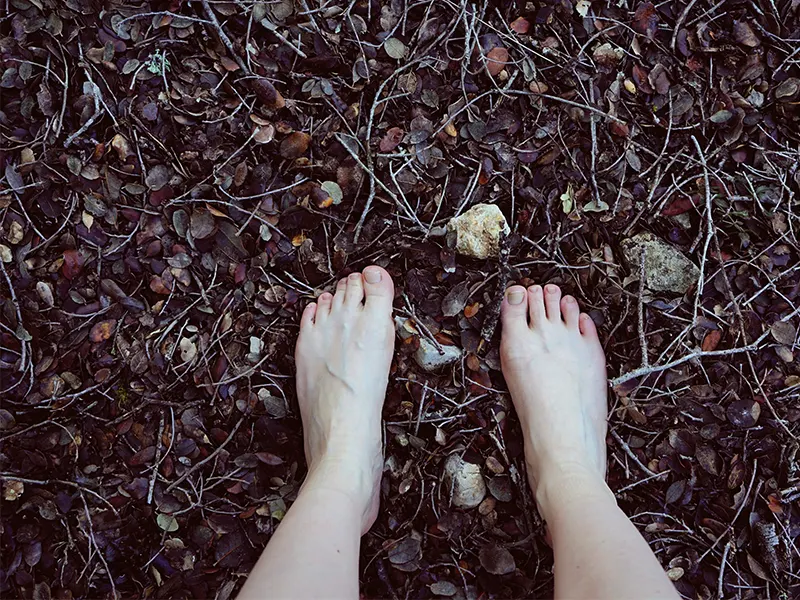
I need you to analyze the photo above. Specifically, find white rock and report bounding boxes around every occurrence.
[395,317,462,371]
[414,338,462,372]
[447,204,510,259]
[443,454,487,509]
[621,232,700,294]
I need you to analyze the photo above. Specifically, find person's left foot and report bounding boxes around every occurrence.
[294,266,395,533]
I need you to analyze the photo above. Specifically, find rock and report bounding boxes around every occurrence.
[414,338,462,372]
[621,232,699,294]
[447,204,510,259]
[443,454,486,509]
[395,317,462,371]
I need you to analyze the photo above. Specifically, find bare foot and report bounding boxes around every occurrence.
[500,284,609,511]
[294,266,395,533]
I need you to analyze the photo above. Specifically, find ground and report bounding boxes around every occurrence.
[1,1,799,599]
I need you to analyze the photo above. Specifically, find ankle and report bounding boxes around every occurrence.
[304,455,377,508]
[533,464,613,521]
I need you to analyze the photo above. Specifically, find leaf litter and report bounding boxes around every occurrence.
[1,1,800,599]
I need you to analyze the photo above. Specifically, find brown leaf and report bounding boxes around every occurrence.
[733,20,760,47]
[441,281,471,317]
[190,208,217,239]
[665,479,685,504]
[770,321,796,345]
[485,47,509,77]
[609,121,630,137]
[90,319,117,343]
[632,2,658,38]
[255,452,284,466]
[379,127,404,152]
[479,545,515,575]
[150,275,172,295]
[727,398,761,428]
[62,249,83,280]
[129,446,156,466]
[252,78,285,110]
[701,329,722,351]
[280,132,311,159]
[509,17,529,34]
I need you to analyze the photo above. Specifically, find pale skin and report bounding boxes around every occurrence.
[238,266,680,600]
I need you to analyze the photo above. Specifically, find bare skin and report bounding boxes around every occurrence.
[501,283,679,600]
[239,270,679,600]
[238,266,394,600]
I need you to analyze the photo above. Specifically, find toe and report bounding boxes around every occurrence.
[316,292,333,322]
[561,295,580,329]
[301,302,317,327]
[527,285,546,327]
[362,266,394,313]
[544,284,562,322]
[345,272,364,307]
[502,286,528,328]
[579,313,599,340]
[332,278,348,309]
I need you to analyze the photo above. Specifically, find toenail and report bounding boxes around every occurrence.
[545,284,558,294]
[349,272,361,281]
[529,285,541,294]
[507,289,525,305]
[364,267,382,284]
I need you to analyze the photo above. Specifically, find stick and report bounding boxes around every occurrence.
[200,0,251,75]
[165,416,244,493]
[147,410,166,505]
[609,430,660,478]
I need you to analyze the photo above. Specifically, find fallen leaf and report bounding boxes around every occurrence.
[384,38,407,60]
[479,545,515,575]
[62,249,84,280]
[632,2,658,38]
[320,181,343,205]
[190,208,216,239]
[702,329,722,351]
[252,78,285,110]
[509,17,529,34]
[157,513,179,532]
[733,20,760,47]
[280,132,311,159]
[485,46,509,77]
[771,321,796,345]
[379,127,404,152]
[90,319,117,343]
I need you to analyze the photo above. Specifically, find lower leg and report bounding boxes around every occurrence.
[539,468,678,599]
[238,267,395,600]
[500,284,679,600]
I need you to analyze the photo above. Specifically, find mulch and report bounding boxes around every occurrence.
[1,1,799,598]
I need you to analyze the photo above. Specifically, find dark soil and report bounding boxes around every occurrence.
[1,1,800,599]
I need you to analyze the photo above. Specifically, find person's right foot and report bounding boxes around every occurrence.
[500,284,609,507]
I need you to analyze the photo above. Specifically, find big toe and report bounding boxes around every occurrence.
[362,266,394,313]
[501,286,528,329]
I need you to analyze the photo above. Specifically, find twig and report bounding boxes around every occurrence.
[118,11,213,26]
[699,459,758,563]
[0,474,119,515]
[480,232,510,344]
[670,0,699,51]
[165,416,244,493]
[609,430,661,478]
[200,0,251,75]
[717,539,732,599]
[637,246,649,367]
[147,410,166,505]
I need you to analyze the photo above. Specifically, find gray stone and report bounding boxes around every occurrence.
[443,454,486,509]
[395,317,462,371]
[414,338,462,372]
[621,232,700,294]
[447,204,510,259]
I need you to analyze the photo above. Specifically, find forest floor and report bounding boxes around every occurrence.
[1,1,800,599]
